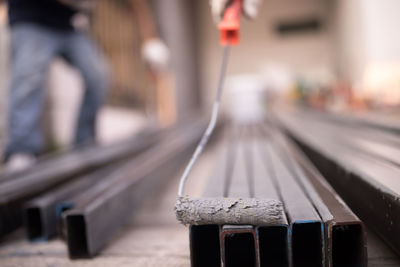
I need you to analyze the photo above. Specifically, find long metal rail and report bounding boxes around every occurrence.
[188,124,239,267]
[292,112,400,167]
[252,126,289,267]
[188,141,227,267]
[278,112,400,257]
[264,135,324,267]
[220,126,258,267]
[64,119,207,258]
[276,132,367,267]
[24,162,125,241]
[0,129,160,237]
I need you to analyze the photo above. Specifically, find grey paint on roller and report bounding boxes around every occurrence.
[175,196,285,226]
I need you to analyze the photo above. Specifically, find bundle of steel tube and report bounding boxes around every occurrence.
[0,127,162,238]
[0,118,208,259]
[187,123,367,267]
[277,110,400,259]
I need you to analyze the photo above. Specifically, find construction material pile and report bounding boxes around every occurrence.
[0,118,207,258]
[279,110,400,259]
[179,122,368,267]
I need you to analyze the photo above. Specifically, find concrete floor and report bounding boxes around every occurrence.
[0,146,400,266]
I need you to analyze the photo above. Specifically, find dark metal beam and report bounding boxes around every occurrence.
[278,112,400,257]
[252,127,289,267]
[64,119,206,258]
[220,225,258,267]
[189,225,221,267]
[24,163,122,241]
[188,128,233,267]
[0,129,160,237]
[219,127,259,267]
[281,134,367,267]
[263,136,324,267]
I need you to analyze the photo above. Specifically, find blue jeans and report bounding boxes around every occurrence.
[5,24,109,160]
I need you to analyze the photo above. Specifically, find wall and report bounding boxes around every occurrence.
[194,0,335,104]
[334,0,400,104]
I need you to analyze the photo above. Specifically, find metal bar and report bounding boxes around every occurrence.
[277,132,367,267]
[0,127,160,186]
[278,112,400,257]
[257,225,289,267]
[190,225,221,267]
[294,110,400,148]
[301,108,400,135]
[64,119,207,258]
[220,126,258,267]
[262,132,323,267]
[292,112,400,167]
[220,225,258,267]
[188,127,232,267]
[271,131,331,266]
[0,129,161,237]
[57,162,136,241]
[252,126,289,267]
[24,162,123,241]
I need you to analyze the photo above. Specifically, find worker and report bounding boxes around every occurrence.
[3,0,168,171]
[210,0,262,23]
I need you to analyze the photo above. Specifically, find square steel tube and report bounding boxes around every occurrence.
[330,223,365,267]
[189,225,221,267]
[257,225,289,267]
[291,221,324,267]
[220,225,258,267]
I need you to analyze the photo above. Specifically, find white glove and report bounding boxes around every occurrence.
[141,38,170,73]
[210,0,263,23]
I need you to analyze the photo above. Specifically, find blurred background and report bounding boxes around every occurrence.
[1,1,400,265]
[1,0,400,159]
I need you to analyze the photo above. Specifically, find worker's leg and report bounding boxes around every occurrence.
[62,31,109,147]
[5,24,60,161]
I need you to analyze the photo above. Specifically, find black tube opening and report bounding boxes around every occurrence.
[224,232,256,267]
[190,225,221,267]
[292,222,323,267]
[258,226,289,267]
[26,208,43,240]
[332,224,364,267]
[66,214,89,259]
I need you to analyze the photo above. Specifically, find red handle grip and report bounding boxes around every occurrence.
[218,0,242,45]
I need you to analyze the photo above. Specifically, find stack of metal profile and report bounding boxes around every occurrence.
[0,118,208,259]
[0,127,161,238]
[188,124,367,267]
[278,110,400,260]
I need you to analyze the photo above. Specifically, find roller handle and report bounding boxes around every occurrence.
[218,0,242,45]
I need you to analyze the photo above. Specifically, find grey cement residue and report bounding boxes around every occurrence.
[174,196,285,226]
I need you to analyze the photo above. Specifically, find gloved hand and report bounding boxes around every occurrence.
[141,38,170,73]
[210,0,262,23]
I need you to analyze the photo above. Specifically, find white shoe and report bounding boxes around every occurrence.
[6,154,36,172]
